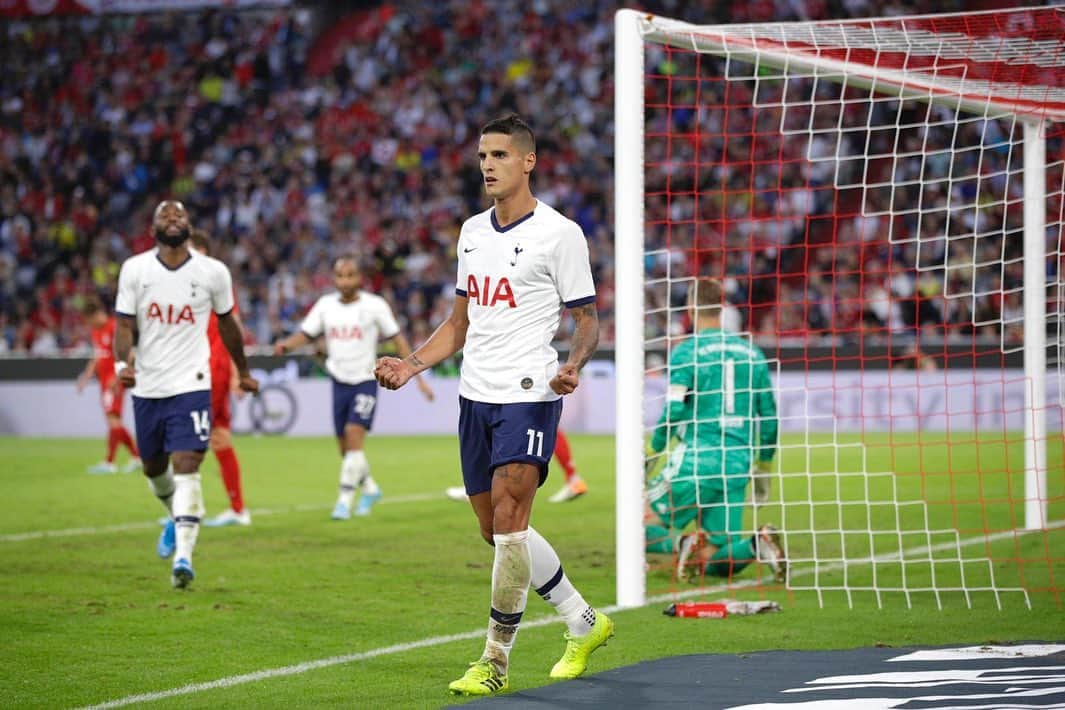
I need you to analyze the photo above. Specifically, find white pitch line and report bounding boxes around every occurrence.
[76,521,1064,710]
[78,621,525,710]
[0,492,444,543]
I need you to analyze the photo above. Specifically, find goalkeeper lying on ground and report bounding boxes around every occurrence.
[644,277,787,583]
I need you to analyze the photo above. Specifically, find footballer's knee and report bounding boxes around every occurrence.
[171,450,205,474]
[142,455,170,478]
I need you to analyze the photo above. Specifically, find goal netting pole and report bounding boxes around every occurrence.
[615,8,647,609]
[1024,118,1048,532]
[614,7,1064,609]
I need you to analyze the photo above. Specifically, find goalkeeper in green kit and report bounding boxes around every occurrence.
[644,278,787,583]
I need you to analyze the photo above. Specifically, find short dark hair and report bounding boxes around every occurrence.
[691,278,723,314]
[189,228,210,255]
[481,114,536,153]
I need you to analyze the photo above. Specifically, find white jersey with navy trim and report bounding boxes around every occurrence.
[115,247,235,398]
[455,199,596,403]
[300,291,401,385]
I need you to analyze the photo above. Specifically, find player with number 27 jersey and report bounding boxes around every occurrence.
[300,291,400,389]
[275,257,433,521]
[299,289,401,437]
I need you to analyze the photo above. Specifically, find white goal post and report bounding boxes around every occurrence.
[614,7,1065,609]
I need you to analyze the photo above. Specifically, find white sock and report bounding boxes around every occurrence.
[172,473,203,563]
[528,526,595,636]
[147,468,175,514]
[338,451,363,506]
[483,529,530,674]
[345,450,379,496]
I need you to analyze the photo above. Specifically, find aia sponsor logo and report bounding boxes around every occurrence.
[328,325,363,340]
[467,275,516,308]
[146,302,195,325]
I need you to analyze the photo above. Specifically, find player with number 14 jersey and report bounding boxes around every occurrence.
[113,200,258,589]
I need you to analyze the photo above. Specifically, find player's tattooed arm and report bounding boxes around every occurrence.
[565,302,600,371]
[388,332,425,370]
[394,295,469,375]
[387,333,434,400]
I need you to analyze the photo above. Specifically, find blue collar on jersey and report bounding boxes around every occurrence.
[490,207,535,233]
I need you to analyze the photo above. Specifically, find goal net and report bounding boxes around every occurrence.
[614,7,1065,609]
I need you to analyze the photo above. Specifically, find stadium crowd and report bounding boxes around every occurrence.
[0,0,1058,356]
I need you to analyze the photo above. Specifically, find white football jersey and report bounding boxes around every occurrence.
[456,199,596,403]
[115,248,235,398]
[300,291,400,385]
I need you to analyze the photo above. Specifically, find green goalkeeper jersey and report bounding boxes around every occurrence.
[650,327,778,464]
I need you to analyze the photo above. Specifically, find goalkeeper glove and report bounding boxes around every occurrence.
[752,461,772,504]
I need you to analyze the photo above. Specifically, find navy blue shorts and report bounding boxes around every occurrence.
[458,396,563,496]
[332,379,379,437]
[132,390,212,460]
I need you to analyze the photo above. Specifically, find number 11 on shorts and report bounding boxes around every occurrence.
[526,428,544,456]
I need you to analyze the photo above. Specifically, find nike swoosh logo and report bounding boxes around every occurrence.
[464,247,477,253]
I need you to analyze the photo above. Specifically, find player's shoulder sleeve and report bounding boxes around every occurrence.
[299,293,329,338]
[204,255,236,315]
[455,216,479,298]
[114,254,141,317]
[550,216,596,308]
[371,292,401,340]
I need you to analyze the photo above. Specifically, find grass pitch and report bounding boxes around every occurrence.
[1,433,1062,708]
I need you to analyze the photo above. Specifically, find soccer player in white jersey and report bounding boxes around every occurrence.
[114,201,259,588]
[375,114,613,696]
[273,257,433,519]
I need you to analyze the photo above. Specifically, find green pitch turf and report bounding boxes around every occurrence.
[1,433,1062,708]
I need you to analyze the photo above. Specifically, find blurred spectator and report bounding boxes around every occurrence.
[0,0,1058,358]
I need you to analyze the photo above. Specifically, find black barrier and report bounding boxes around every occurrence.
[0,345,1024,381]
[461,643,1065,708]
